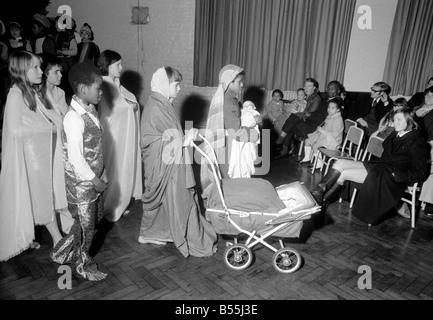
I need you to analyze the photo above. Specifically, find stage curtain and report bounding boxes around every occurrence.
[383,0,433,95]
[194,0,356,90]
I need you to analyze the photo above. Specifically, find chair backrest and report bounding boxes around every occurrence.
[344,119,357,134]
[340,119,357,153]
[340,126,364,160]
[362,135,384,161]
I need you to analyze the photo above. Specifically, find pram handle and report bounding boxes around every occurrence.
[190,135,228,211]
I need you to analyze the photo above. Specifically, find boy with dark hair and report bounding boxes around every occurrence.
[51,62,107,281]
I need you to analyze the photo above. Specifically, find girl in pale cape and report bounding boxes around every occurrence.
[139,66,217,257]
[0,51,65,261]
[200,64,260,197]
[97,50,142,222]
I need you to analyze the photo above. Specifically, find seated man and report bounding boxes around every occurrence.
[275,80,344,158]
[355,81,394,137]
[408,77,433,109]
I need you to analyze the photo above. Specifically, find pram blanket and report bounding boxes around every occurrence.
[206,180,316,238]
[207,178,286,213]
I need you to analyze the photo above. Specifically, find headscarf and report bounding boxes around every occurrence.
[151,67,170,100]
[205,64,244,149]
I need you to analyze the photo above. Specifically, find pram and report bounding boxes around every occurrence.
[191,134,321,273]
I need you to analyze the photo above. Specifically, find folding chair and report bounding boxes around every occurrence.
[343,135,384,208]
[344,119,357,134]
[298,138,305,157]
[310,119,358,170]
[312,126,364,174]
[401,182,422,229]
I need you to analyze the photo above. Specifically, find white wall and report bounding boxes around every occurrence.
[48,0,216,127]
[344,0,399,92]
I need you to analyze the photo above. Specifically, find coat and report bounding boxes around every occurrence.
[305,112,344,152]
[352,128,429,225]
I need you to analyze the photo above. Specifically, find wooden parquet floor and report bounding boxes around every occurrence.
[1,157,433,301]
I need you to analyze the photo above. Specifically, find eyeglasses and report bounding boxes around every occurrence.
[371,87,384,93]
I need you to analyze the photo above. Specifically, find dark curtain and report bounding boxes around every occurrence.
[194,0,356,90]
[383,0,433,95]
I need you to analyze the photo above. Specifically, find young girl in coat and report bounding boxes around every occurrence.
[265,89,284,125]
[301,98,344,164]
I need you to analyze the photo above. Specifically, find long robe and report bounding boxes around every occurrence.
[139,92,217,257]
[0,85,67,261]
[98,76,142,221]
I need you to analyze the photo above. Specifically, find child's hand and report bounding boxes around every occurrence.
[91,176,107,193]
[254,115,263,126]
[357,118,368,128]
[183,128,198,147]
[96,180,107,193]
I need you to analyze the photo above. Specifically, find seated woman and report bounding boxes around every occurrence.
[372,97,409,140]
[311,107,429,226]
[415,85,433,220]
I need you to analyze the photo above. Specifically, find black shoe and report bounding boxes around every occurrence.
[311,186,325,205]
[323,183,343,204]
[310,168,341,205]
[288,145,297,156]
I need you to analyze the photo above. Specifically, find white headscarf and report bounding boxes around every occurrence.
[205,64,244,149]
[201,64,244,198]
[151,67,170,100]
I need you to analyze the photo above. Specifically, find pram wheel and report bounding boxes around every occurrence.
[272,248,302,274]
[223,244,253,271]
